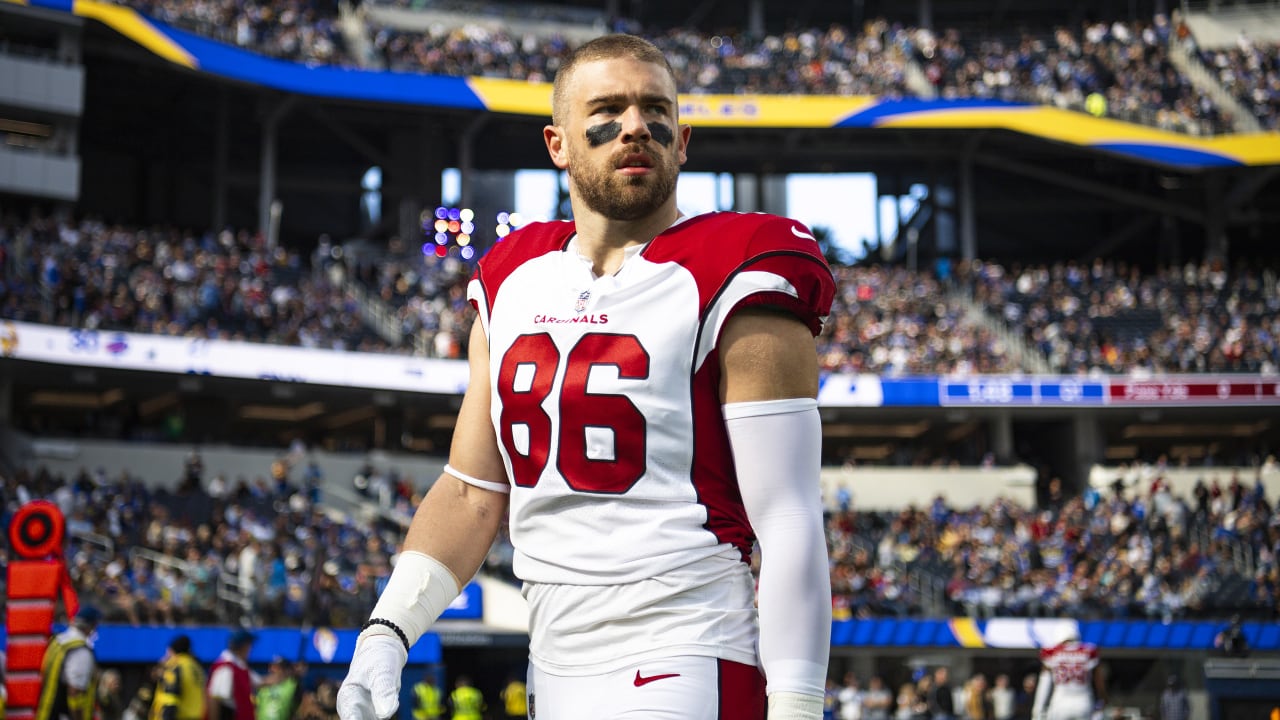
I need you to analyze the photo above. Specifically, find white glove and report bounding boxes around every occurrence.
[768,691,824,719]
[336,633,408,720]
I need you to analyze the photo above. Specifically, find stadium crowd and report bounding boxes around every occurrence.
[119,0,355,67]
[830,466,1278,622]
[818,264,1022,376]
[5,214,1280,376]
[374,20,915,97]
[110,0,1279,135]
[1195,32,1280,132]
[1,449,1274,630]
[963,258,1280,375]
[915,17,1234,135]
[0,214,396,352]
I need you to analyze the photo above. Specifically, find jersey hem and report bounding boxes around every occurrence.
[528,643,758,677]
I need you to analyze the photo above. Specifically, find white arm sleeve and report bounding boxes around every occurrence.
[725,398,831,700]
[1032,669,1052,719]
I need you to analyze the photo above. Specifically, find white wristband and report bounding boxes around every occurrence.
[365,551,462,647]
[444,463,511,494]
[767,691,824,719]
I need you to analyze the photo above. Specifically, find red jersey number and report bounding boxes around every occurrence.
[1051,662,1090,686]
[497,332,650,493]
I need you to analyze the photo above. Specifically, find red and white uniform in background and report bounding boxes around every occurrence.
[1034,640,1100,720]
[468,212,834,676]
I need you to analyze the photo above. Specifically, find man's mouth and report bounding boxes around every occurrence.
[617,152,654,173]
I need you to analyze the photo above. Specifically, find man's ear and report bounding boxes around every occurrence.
[676,123,692,166]
[544,125,569,170]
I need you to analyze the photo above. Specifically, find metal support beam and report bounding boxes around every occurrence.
[958,136,981,262]
[748,0,764,36]
[458,114,490,210]
[1223,167,1280,213]
[258,96,298,242]
[973,153,1204,224]
[1079,214,1157,261]
[304,104,392,169]
[1204,173,1228,262]
[212,87,228,230]
[917,0,933,28]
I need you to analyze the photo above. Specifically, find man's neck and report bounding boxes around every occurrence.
[571,205,682,277]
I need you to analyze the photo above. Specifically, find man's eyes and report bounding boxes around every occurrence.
[592,104,670,116]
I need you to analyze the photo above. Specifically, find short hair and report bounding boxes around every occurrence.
[228,629,256,650]
[551,34,676,126]
[169,635,192,654]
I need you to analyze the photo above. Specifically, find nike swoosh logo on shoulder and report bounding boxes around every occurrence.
[790,225,815,241]
[633,671,681,687]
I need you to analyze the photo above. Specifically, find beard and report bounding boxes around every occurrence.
[569,143,678,221]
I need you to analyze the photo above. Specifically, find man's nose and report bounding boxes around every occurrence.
[619,105,651,143]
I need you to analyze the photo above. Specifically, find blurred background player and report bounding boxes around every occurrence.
[445,677,483,720]
[1031,631,1104,720]
[152,635,206,720]
[498,674,527,719]
[36,606,101,720]
[255,657,301,720]
[411,670,444,720]
[207,630,259,720]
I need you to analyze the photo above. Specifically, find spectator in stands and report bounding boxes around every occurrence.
[122,662,161,720]
[295,680,339,720]
[894,682,923,720]
[927,666,955,720]
[1158,675,1190,720]
[862,676,893,720]
[1012,674,1037,720]
[97,669,126,720]
[836,672,863,720]
[962,673,991,720]
[1214,613,1250,657]
[989,674,1014,720]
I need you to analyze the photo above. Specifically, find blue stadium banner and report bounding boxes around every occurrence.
[0,625,444,665]
[827,618,1278,652]
[441,581,484,620]
[940,377,1109,406]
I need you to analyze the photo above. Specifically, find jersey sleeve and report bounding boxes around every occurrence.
[733,216,835,337]
[691,215,834,369]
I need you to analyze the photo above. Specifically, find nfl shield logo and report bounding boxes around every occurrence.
[574,289,590,313]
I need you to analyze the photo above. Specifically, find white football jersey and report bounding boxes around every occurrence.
[468,212,833,673]
[1039,640,1100,720]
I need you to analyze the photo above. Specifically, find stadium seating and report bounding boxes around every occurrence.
[4,215,1278,375]
[5,439,1273,628]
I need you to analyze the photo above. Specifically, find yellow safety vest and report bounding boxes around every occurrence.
[150,653,207,720]
[501,681,527,716]
[412,683,443,720]
[449,687,484,720]
[35,636,96,720]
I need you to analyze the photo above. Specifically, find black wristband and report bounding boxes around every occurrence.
[361,618,411,652]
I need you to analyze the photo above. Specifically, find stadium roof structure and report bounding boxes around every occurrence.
[9,0,1279,262]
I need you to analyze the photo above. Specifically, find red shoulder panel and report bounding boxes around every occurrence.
[643,212,835,335]
[471,221,577,318]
